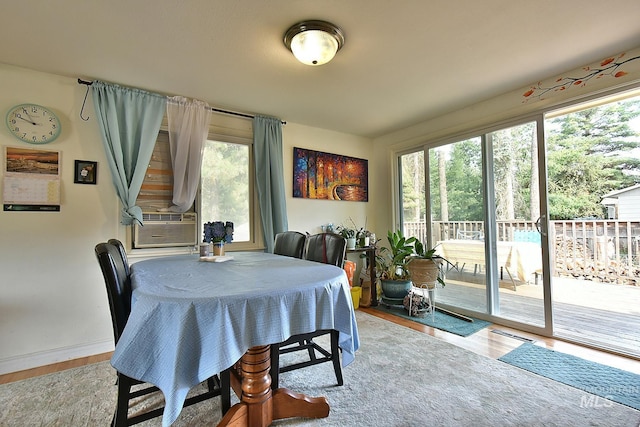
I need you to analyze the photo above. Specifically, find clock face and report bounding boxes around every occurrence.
[6,104,61,144]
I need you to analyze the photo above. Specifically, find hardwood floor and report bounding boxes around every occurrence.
[359,306,640,376]
[1,306,639,386]
[0,352,112,385]
[439,272,640,356]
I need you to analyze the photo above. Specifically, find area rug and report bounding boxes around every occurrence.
[1,311,638,426]
[499,342,640,411]
[372,304,491,337]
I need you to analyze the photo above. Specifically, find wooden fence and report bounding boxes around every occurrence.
[404,220,640,286]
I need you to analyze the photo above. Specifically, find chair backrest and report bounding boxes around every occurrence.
[305,233,347,267]
[108,238,131,277]
[274,231,307,259]
[95,242,132,344]
[457,230,484,240]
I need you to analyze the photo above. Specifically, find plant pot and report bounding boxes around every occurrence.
[407,258,441,288]
[380,279,412,305]
[346,237,357,250]
[358,236,370,247]
[212,241,225,256]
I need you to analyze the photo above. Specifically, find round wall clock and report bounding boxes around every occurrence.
[6,103,62,144]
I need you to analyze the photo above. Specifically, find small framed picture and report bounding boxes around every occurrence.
[74,160,97,184]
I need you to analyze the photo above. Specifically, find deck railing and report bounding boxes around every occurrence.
[404,220,640,286]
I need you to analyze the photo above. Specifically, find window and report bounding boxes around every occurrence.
[135,113,263,250]
[201,140,249,239]
[200,138,261,247]
[200,114,263,249]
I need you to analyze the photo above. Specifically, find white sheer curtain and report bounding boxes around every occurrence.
[164,96,211,212]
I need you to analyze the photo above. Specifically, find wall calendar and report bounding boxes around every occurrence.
[3,146,61,212]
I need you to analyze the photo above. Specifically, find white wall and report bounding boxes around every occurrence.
[618,188,640,220]
[0,63,119,373]
[282,124,375,280]
[283,123,374,236]
[0,64,375,374]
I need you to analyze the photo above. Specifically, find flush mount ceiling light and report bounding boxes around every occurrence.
[284,20,345,66]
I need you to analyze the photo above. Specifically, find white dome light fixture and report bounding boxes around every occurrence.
[284,20,345,66]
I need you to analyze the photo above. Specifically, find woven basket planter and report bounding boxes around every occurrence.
[407,257,442,288]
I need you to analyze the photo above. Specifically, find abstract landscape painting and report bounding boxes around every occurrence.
[293,147,368,202]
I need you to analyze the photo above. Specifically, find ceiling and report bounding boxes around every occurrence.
[1,1,639,138]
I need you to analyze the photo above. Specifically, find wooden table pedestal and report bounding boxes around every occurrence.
[217,345,330,427]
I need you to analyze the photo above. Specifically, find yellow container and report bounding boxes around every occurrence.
[350,286,362,310]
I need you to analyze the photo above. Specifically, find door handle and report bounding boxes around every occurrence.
[535,215,547,237]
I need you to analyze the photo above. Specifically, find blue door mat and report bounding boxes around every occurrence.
[372,304,490,337]
[499,342,640,411]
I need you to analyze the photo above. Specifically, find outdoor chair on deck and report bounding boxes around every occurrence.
[456,230,484,274]
[269,232,347,389]
[95,241,230,426]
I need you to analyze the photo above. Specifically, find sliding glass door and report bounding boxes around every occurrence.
[486,121,546,327]
[544,92,640,355]
[399,88,640,356]
[400,123,548,328]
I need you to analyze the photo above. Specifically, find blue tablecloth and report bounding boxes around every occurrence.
[110,251,359,426]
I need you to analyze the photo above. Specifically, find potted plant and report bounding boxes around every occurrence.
[375,230,416,305]
[336,225,357,249]
[203,221,234,255]
[407,239,455,289]
[356,228,371,248]
[403,240,456,318]
[406,240,454,289]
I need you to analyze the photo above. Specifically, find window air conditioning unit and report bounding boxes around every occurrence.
[133,212,197,248]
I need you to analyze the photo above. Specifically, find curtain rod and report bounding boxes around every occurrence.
[77,78,286,124]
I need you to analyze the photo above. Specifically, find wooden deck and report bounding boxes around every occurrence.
[434,270,640,357]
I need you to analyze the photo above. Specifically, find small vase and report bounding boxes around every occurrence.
[212,241,225,256]
[346,237,357,250]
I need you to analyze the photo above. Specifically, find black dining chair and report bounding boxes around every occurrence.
[273,231,307,259]
[95,242,230,426]
[304,232,347,267]
[269,232,347,390]
[107,238,131,277]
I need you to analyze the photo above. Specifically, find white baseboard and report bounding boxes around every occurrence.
[0,340,114,375]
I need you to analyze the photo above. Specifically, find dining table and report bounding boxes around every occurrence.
[110,251,360,427]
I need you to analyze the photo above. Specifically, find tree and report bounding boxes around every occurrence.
[401,151,424,223]
[546,98,640,219]
[442,139,483,221]
[201,140,249,226]
[492,122,537,221]
[438,149,449,221]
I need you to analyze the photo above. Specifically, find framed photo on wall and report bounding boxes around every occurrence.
[74,160,97,184]
[293,147,368,201]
